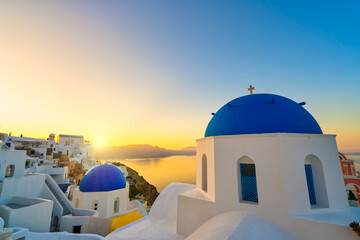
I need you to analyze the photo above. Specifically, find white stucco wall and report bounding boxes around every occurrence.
[58,135,85,158]
[195,138,215,201]
[30,165,69,184]
[177,133,356,239]
[0,150,26,181]
[58,135,84,147]
[0,174,46,204]
[72,184,133,218]
[0,196,53,232]
[80,143,92,158]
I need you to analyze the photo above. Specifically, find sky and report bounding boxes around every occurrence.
[0,1,359,151]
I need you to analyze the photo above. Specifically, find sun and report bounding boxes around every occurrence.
[93,136,107,148]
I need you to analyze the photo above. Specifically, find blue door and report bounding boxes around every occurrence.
[240,163,258,202]
[305,164,316,205]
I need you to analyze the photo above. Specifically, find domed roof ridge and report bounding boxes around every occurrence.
[205,93,322,137]
[79,163,126,192]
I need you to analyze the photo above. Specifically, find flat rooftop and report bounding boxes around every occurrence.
[5,203,30,209]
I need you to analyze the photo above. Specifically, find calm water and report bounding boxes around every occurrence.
[110,155,196,192]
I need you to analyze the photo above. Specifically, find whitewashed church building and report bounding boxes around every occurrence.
[106,93,360,240]
[72,164,144,219]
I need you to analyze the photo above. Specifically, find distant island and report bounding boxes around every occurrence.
[344,152,360,155]
[94,144,196,159]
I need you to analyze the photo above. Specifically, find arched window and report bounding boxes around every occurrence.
[202,154,207,191]
[238,156,258,203]
[5,165,15,178]
[304,155,329,208]
[346,183,360,207]
[114,197,120,213]
[92,200,99,210]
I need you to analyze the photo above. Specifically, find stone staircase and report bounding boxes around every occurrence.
[45,177,72,216]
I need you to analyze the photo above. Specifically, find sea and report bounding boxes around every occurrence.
[109,155,196,192]
[109,154,360,192]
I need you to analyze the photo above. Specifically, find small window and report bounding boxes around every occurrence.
[238,156,258,203]
[240,164,258,202]
[73,225,81,233]
[5,165,15,178]
[114,197,119,213]
[202,154,207,192]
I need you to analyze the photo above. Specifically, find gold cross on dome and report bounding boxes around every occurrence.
[248,85,255,94]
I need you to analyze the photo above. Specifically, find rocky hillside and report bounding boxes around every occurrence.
[112,162,159,205]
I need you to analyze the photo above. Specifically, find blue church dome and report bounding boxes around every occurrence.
[79,164,126,192]
[205,94,322,137]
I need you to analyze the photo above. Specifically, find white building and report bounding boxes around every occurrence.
[0,133,47,159]
[106,93,360,240]
[25,162,69,185]
[72,164,146,219]
[58,134,92,160]
[0,132,93,162]
[0,133,96,185]
[0,142,102,239]
[47,133,62,156]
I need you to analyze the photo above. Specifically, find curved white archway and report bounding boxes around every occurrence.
[304,154,329,208]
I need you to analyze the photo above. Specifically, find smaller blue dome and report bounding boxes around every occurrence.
[79,164,126,192]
